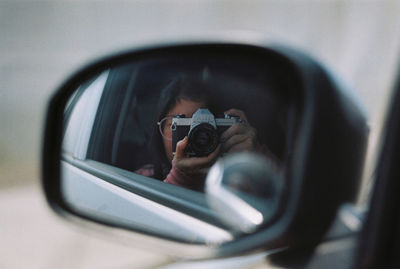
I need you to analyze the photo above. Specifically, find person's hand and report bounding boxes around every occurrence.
[220,108,260,154]
[173,136,220,179]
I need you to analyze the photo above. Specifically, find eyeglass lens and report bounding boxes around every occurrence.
[159,117,173,140]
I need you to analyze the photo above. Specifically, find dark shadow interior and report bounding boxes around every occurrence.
[86,54,299,176]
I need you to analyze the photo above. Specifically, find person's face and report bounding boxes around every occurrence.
[162,99,206,162]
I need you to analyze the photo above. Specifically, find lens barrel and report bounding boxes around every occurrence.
[188,123,218,157]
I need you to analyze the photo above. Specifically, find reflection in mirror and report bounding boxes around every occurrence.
[61,51,298,245]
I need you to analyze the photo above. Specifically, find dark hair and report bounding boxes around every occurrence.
[149,76,218,179]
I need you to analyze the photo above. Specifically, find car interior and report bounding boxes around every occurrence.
[70,54,300,182]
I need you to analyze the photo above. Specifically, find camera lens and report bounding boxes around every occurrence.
[188,123,218,157]
[194,131,211,146]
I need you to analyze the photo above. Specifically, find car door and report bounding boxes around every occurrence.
[351,67,400,269]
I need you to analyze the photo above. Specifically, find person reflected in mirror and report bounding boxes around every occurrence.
[135,77,273,191]
[160,97,221,190]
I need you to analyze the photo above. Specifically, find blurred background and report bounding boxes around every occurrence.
[1,1,400,268]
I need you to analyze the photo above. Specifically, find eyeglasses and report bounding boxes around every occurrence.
[157,116,175,141]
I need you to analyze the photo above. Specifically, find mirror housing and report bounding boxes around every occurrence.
[42,41,368,261]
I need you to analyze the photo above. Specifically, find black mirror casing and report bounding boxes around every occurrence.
[265,47,369,265]
[42,41,368,262]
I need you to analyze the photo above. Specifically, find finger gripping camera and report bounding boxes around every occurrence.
[171,109,240,157]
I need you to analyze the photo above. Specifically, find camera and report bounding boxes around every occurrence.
[171,109,240,157]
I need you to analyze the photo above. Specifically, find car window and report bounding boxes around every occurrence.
[80,55,298,188]
[63,71,109,160]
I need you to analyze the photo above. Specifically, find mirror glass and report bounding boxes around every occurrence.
[60,50,298,245]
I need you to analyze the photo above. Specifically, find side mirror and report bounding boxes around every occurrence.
[42,41,368,261]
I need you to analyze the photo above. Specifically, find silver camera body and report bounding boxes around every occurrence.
[171,109,240,157]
